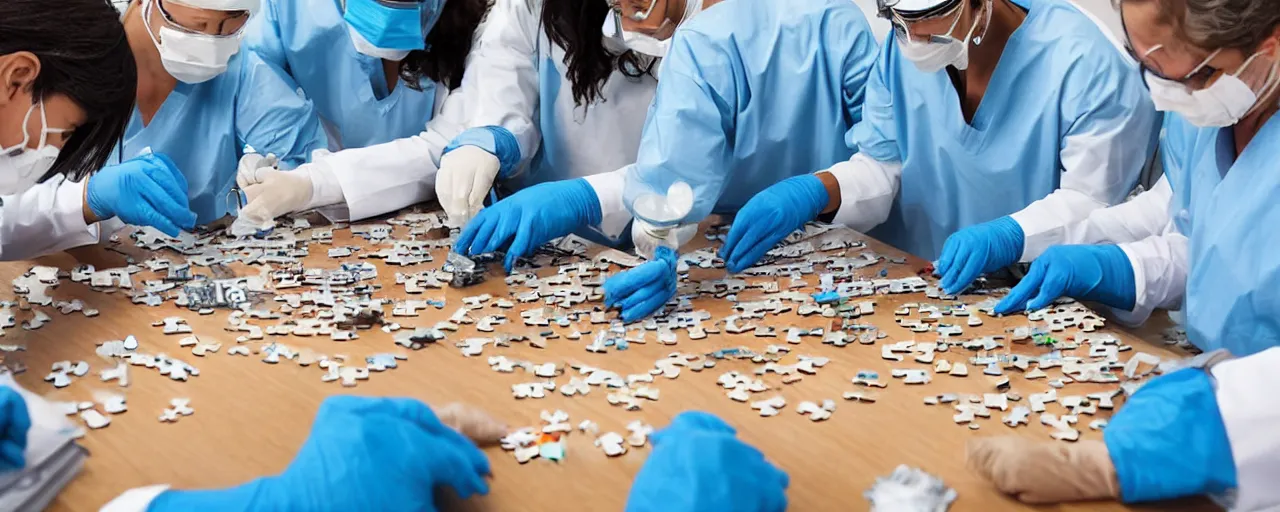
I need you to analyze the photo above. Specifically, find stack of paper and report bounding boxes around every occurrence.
[0,373,88,511]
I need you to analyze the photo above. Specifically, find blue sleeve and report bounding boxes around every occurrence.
[1104,367,1237,503]
[839,11,880,135]
[233,51,328,169]
[243,0,290,74]
[623,30,737,224]
[846,41,901,163]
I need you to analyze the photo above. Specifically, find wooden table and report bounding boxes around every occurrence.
[4,218,1208,512]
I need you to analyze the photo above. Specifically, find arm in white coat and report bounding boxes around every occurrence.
[825,153,903,233]
[447,0,543,174]
[582,167,634,242]
[1108,220,1186,326]
[1209,347,1280,512]
[0,178,99,261]
[1021,175,1174,260]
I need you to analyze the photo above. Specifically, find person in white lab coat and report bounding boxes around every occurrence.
[0,0,197,261]
[234,0,661,231]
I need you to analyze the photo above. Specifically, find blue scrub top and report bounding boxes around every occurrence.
[110,51,327,225]
[1163,112,1280,357]
[622,0,880,223]
[245,0,438,151]
[854,0,1154,260]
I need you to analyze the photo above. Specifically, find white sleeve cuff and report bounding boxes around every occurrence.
[1011,188,1107,262]
[303,163,345,210]
[57,179,99,242]
[1210,348,1280,512]
[826,153,902,233]
[1110,232,1187,326]
[99,484,170,512]
[583,167,632,240]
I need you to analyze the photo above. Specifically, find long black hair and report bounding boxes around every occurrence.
[402,0,492,90]
[0,0,137,181]
[541,0,656,106]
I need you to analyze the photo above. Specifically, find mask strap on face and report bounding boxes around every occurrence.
[2,102,65,156]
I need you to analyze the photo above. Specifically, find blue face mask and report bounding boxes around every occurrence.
[344,0,446,52]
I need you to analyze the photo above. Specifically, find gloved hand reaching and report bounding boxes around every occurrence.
[85,153,196,236]
[436,145,501,228]
[603,246,678,323]
[455,178,601,273]
[994,244,1136,314]
[235,166,316,233]
[969,366,1236,504]
[719,174,829,273]
[935,216,1025,295]
[0,387,30,471]
[147,396,492,511]
[627,411,788,512]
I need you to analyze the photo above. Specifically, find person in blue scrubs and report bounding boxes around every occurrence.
[246,0,489,151]
[993,0,1280,357]
[720,0,1158,293]
[455,0,879,321]
[114,0,326,226]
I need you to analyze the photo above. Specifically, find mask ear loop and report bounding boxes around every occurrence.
[2,104,37,157]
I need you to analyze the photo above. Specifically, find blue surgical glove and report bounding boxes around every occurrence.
[936,216,1025,295]
[86,153,197,237]
[0,387,30,472]
[604,246,678,322]
[719,174,828,273]
[455,178,602,273]
[1105,368,1236,503]
[148,396,490,511]
[627,411,789,512]
[994,244,1136,315]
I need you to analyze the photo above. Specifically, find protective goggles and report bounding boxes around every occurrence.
[878,0,967,44]
[606,0,660,22]
[157,0,250,36]
[1118,12,1220,87]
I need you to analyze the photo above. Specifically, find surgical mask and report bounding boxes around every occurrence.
[895,1,989,73]
[1146,50,1280,127]
[345,0,442,58]
[0,102,66,195]
[142,0,242,84]
[610,0,703,57]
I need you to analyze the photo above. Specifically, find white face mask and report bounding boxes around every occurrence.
[348,26,412,61]
[142,0,243,84]
[0,102,66,195]
[896,1,989,73]
[609,0,704,57]
[1146,51,1280,127]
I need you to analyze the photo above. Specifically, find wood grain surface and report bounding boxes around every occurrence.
[3,219,1210,512]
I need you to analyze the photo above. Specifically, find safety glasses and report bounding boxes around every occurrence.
[1118,11,1219,88]
[606,0,660,22]
[157,0,250,37]
[881,0,966,45]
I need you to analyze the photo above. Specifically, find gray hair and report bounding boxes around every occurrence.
[1148,0,1280,50]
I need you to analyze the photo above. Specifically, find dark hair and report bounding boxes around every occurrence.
[402,0,492,90]
[0,0,137,181]
[541,0,656,106]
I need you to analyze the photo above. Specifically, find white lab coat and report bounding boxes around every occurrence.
[100,485,167,511]
[463,0,655,237]
[1210,347,1280,511]
[0,177,102,261]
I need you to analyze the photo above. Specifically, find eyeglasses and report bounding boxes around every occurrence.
[1119,11,1219,87]
[606,0,659,21]
[157,0,250,37]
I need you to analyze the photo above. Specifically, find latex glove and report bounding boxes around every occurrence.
[85,153,196,236]
[603,246,678,323]
[235,153,278,185]
[626,411,788,512]
[994,244,1136,314]
[936,216,1025,295]
[969,367,1235,504]
[0,387,30,471]
[436,145,501,228]
[456,178,601,273]
[235,168,315,232]
[719,174,828,273]
[147,396,490,511]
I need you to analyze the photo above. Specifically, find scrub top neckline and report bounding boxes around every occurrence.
[123,82,194,163]
[945,0,1036,142]
[352,47,411,115]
